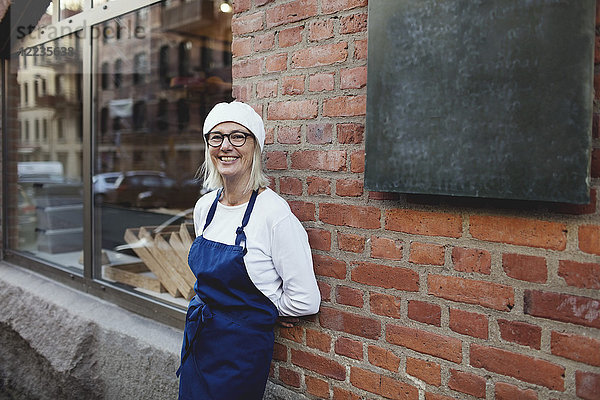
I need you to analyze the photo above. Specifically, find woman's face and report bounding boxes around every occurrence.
[207,122,255,183]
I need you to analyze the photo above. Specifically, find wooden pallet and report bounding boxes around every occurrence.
[123,223,196,300]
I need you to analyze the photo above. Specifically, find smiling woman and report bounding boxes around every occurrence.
[177,101,320,400]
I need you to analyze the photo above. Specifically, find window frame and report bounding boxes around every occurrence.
[1,0,192,329]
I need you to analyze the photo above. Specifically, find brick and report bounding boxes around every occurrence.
[232,83,251,102]
[306,328,332,353]
[265,125,275,144]
[232,36,253,57]
[494,382,537,400]
[306,228,331,251]
[449,369,486,398]
[470,215,567,250]
[309,19,334,41]
[350,367,419,400]
[408,300,441,327]
[336,179,363,197]
[282,75,304,95]
[406,357,441,386]
[232,0,251,12]
[313,254,346,279]
[308,72,335,92]
[370,292,402,319]
[332,386,361,400]
[292,42,348,68]
[579,224,600,255]
[524,290,600,328]
[279,25,303,47]
[369,191,401,200]
[319,306,382,340]
[265,151,287,170]
[354,38,368,60]
[320,203,380,229]
[370,236,402,260]
[322,0,368,14]
[305,375,329,398]
[409,242,445,266]
[591,148,600,177]
[265,53,287,72]
[336,285,363,308]
[279,366,301,387]
[279,176,302,195]
[277,125,301,144]
[340,66,367,89]
[268,100,317,120]
[254,32,275,51]
[502,253,547,283]
[307,123,333,144]
[352,262,419,292]
[551,331,600,366]
[291,150,346,171]
[279,325,303,343]
[232,12,263,35]
[338,232,365,253]
[386,324,463,363]
[470,344,564,390]
[368,345,400,372]
[291,348,345,380]
[335,336,363,360]
[350,150,365,172]
[386,209,462,238]
[337,123,364,144]
[256,79,277,98]
[429,275,514,311]
[232,58,262,78]
[497,319,542,349]
[452,247,491,274]
[318,281,331,302]
[323,95,366,117]
[449,308,488,339]
[288,200,315,221]
[340,13,368,34]
[425,393,456,400]
[576,371,600,400]
[558,259,600,289]
[266,0,318,28]
[307,176,331,195]
[273,342,287,361]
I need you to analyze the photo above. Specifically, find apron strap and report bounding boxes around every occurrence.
[234,189,259,249]
[202,188,222,233]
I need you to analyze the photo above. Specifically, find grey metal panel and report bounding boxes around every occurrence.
[365,0,594,203]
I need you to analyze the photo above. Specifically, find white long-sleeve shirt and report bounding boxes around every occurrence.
[193,187,321,317]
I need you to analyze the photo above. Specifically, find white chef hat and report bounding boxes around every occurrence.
[202,101,266,151]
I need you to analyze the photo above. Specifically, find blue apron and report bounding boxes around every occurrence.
[177,189,279,400]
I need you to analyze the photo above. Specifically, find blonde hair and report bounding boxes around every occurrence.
[198,137,269,193]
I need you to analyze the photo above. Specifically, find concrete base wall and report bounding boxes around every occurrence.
[0,263,306,400]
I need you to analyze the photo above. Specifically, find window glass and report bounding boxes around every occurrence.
[93,1,232,306]
[7,33,83,272]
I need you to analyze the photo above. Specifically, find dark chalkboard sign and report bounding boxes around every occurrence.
[365,0,594,203]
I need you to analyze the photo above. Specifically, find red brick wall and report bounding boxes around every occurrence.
[232,0,599,398]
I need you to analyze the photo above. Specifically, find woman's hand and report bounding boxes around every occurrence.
[277,316,300,328]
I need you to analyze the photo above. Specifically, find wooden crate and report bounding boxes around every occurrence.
[103,262,164,293]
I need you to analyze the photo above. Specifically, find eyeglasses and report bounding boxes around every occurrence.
[205,131,253,147]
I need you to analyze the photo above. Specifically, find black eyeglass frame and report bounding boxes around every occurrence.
[204,131,254,147]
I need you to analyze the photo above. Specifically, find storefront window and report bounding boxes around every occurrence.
[7,33,83,272]
[92,1,232,306]
[60,0,83,19]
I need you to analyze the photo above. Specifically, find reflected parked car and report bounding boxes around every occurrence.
[93,172,122,202]
[105,171,176,208]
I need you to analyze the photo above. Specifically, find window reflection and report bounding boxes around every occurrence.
[60,0,83,19]
[93,1,232,306]
[8,33,83,271]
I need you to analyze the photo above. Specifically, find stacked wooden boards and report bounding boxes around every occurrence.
[103,223,197,300]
